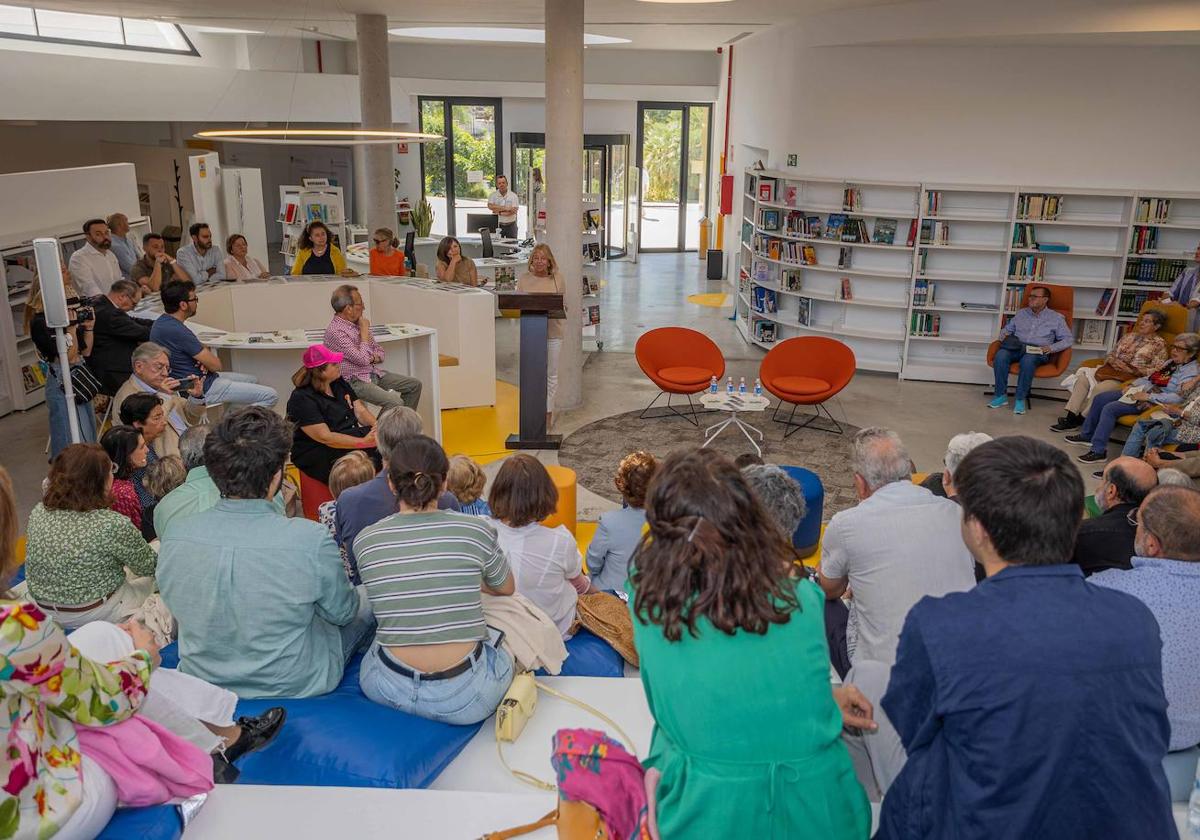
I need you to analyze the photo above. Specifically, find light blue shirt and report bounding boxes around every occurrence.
[153,466,285,539]
[1091,556,1200,750]
[585,506,646,592]
[109,234,139,278]
[1130,358,1200,405]
[999,306,1073,354]
[1168,266,1200,331]
[175,242,225,284]
[157,498,358,698]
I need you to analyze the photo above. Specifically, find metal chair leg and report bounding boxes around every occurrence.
[774,400,845,437]
[639,390,702,426]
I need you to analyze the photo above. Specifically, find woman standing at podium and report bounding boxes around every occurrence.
[518,244,565,429]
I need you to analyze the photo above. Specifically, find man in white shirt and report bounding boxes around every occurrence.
[106,212,143,279]
[67,218,123,298]
[487,175,520,239]
[175,222,225,285]
[818,427,976,799]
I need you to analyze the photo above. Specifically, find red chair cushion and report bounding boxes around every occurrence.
[658,366,715,387]
[772,375,831,397]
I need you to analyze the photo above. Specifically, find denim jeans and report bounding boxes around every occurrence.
[44,362,98,460]
[204,371,278,409]
[359,640,514,725]
[992,346,1042,401]
[1121,418,1178,458]
[339,586,377,665]
[1080,390,1142,454]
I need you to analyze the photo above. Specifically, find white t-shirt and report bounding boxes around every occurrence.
[489,189,519,224]
[488,519,582,637]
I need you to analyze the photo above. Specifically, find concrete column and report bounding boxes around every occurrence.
[545,0,584,412]
[355,13,393,233]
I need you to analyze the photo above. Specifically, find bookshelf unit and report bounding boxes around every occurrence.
[731,168,1200,388]
[278,183,348,270]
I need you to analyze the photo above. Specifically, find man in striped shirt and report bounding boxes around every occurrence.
[324,284,422,411]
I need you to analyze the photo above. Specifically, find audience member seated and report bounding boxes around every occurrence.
[106,212,141,279]
[101,425,149,531]
[629,448,872,838]
[354,435,516,725]
[222,233,270,280]
[988,285,1072,415]
[115,341,207,458]
[291,221,356,277]
[67,218,122,298]
[1156,467,1197,488]
[25,444,158,629]
[175,223,225,284]
[434,236,479,286]
[131,231,191,293]
[447,454,491,516]
[151,280,278,409]
[1066,333,1200,463]
[368,227,408,276]
[287,344,380,484]
[487,454,595,638]
[1122,384,1200,459]
[88,279,153,395]
[323,284,422,410]
[334,406,460,575]
[919,431,993,499]
[1051,310,1168,432]
[27,270,97,457]
[1071,456,1157,576]
[142,454,185,537]
[878,436,1175,839]
[586,451,656,593]
[158,407,374,698]
[1091,484,1200,800]
[318,451,378,582]
[118,393,168,515]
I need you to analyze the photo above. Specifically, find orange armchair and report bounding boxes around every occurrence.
[635,327,726,425]
[986,283,1074,398]
[760,337,856,436]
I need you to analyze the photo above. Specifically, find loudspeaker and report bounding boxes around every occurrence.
[706,248,724,280]
[33,238,70,328]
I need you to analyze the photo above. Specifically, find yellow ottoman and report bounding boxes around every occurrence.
[541,464,578,536]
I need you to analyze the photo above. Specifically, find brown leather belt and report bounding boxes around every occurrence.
[38,586,120,613]
[377,641,484,682]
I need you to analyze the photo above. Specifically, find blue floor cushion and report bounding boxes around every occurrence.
[547,628,624,678]
[97,805,181,840]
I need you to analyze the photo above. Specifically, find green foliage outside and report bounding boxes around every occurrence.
[642,109,681,203]
[420,100,497,199]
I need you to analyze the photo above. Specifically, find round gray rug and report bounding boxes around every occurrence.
[559,407,862,519]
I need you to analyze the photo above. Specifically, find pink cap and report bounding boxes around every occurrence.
[302,344,343,368]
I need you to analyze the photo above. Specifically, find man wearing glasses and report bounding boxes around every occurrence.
[988,285,1071,415]
[113,340,207,458]
[1069,456,1157,576]
[323,284,422,411]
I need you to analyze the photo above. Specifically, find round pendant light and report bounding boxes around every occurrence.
[193,128,443,146]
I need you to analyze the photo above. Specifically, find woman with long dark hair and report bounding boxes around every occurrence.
[291,221,357,277]
[629,448,871,838]
[434,236,480,286]
[101,424,148,530]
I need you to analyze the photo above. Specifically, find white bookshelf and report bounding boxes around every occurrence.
[278,182,348,270]
[732,168,1200,388]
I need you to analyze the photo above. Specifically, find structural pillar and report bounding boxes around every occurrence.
[545,0,584,412]
[355,13,394,234]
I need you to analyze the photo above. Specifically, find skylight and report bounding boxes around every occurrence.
[0,5,196,54]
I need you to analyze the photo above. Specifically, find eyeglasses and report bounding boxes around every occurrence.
[186,297,199,303]
[1126,507,1141,528]
[146,361,169,373]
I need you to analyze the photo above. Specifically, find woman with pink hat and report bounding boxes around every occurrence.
[287,344,380,484]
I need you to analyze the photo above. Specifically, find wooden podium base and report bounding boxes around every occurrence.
[505,433,562,451]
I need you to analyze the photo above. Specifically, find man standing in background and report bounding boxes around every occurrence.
[488,175,520,239]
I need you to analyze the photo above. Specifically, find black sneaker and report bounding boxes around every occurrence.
[1050,413,1083,433]
[1092,469,1105,478]
[1064,433,1092,446]
[1078,451,1107,464]
[224,707,287,765]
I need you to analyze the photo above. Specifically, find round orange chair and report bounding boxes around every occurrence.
[760,337,856,436]
[635,327,726,425]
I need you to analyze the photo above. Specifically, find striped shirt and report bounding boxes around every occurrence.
[353,511,511,646]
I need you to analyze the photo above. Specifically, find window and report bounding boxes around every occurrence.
[0,5,197,55]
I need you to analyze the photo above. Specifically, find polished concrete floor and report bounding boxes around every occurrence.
[0,251,1087,524]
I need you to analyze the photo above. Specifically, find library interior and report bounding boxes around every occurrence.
[1,1,1199,837]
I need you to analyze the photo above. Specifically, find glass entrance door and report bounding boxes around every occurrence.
[419,96,502,237]
[636,102,712,252]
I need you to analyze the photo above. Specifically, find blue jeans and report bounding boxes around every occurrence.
[44,362,97,460]
[1121,418,1178,458]
[359,640,514,725]
[992,346,1042,401]
[1080,390,1142,454]
[204,371,278,408]
[339,586,377,665]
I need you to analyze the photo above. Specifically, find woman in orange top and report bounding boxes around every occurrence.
[368,227,407,276]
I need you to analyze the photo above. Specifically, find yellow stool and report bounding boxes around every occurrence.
[541,464,577,536]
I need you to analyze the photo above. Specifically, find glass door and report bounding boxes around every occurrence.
[636,102,712,252]
[419,96,502,238]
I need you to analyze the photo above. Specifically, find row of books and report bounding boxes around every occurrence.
[1003,285,1024,311]
[782,270,804,291]
[1129,226,1159,254]
[922,191,944,216]
[910,312,942,336]
[752,318,777,343]
[1016,194,1063,220]
[1125,258,1187,284]
[842,187,864,211]
[280,201,342,225]
[751,286,778,314]
[783,212,821,238]
[912,280,937,306]
[1135,198,1172,224]
[1009,254,1046,280]
[919,220,952,245]
[1012,223,1037,249]
[1118,289,1166,315]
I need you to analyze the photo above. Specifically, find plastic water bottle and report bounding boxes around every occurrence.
[1188,761,1200,838]
[709,376,718,394]
[739,377,747,394]
[754,378,763,397]
[726,376,734,394]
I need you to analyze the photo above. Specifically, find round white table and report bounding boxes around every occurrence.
[699,392,771,457]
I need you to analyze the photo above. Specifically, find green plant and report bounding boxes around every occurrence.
[411,198,434,237]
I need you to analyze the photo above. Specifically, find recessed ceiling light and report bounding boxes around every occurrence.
[388,26,630,45]
[191,25,265,34]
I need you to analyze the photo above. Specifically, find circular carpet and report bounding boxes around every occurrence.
[560,407,862,518]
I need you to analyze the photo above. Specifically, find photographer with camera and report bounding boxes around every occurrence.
[113,342,207,459]
[25,268,99,458]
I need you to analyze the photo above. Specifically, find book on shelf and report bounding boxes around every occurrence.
[758,179,776,203]
[801,245,817,265]
[741,220,754,244]
[754,319,777,343]
[905,219,918,247]
[922,190,941,216]
[797,297,812,327]
[783,270,803,292]
[1095,289,1116,315]
[842,187,862,211]
[1003,284,1023,312]
[768,239,781,260]
[912,279,936,306]
[839,277,853,301]
[872,218,898,245]
[841,218,870,244]
[837,247,851,269]
[1076,319,1106,346]
[752,260,770,282]
[752,286,778,314]
[1012,223,1037,249]
[281,234,297,257]
[784,212,821,238]
[910,311,941,336]
[784,185,798,207]
[1009,254,1046,281]
[21,363,46,392]
[960,302,998,311]
[1119,288,1166,315]
[1130,226,1159,254]
[583,242,602,261]
[824,214,846,241]
[1135,198,1171,224]
[584,209,602,230]
[1125,258,1186,284]
[1017,193,1063,220]
[760,209,781,231]
[582,304,601,326]
[1036,242,1070,253]
[279,201,299,224]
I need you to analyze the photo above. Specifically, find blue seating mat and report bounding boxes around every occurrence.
[97,805,180,840]
[544,628,624,678]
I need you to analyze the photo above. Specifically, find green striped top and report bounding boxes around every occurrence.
[353,510,511,646]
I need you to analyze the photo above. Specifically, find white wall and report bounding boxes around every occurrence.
[727,29,1200,191]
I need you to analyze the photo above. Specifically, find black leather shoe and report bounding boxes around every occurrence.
[224,707,286,765]
[1078,451,1107,464]
[212,753,241,784]
[1050,413,1083,432]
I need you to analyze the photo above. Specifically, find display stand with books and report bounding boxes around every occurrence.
[278,180,349,271]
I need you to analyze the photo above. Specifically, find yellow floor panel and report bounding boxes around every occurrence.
[576,521,597,566]
[686,292,729,308]
[440,380,519,466]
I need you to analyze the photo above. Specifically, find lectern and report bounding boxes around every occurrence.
[499,291,565,450]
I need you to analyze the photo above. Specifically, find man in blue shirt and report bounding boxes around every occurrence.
[1092,484,1200,801]
[106,212,141,278]
[989,285,1072,415]
[175,222,225,285]
[150,280,277,409]
[878,436,1174,840]
[1161,242,1200,332]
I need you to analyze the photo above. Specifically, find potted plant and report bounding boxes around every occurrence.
[411,199,434,237]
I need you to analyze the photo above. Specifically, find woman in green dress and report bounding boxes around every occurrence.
[629,448,872,839]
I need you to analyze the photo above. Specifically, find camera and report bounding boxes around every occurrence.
[173,376,198,394]
[75,305,94,323]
